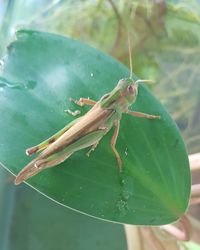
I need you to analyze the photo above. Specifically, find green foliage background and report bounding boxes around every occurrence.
[0,0,199,249]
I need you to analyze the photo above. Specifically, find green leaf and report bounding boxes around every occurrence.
[0,30,190,225]
[0,167,127,250]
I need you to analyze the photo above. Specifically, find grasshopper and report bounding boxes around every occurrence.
[15,37,160,185]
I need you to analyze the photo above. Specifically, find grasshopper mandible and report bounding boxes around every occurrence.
[15,36,160,185]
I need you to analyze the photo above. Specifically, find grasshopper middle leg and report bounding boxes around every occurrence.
[86,141,99,157]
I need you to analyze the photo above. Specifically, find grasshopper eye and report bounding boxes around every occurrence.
[127,85,134,94]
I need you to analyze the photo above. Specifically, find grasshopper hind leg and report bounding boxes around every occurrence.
[41,152,73,169]
[15,130,106,185]
[15,152,73,185]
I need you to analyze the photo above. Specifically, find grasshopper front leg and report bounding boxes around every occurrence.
[126,110,160,119]
[66,98,96,117]
[111,120,122,172]
[70,97,96,107]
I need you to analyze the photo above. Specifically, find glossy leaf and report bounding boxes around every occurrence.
[0,30,190,225]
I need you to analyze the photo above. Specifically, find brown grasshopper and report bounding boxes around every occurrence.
[15,35,160,185]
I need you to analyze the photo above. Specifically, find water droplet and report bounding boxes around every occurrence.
[25,80,37,89]
[120,174,134,200]
[122,191,130,201]
[0,77,21,89]
[0,60,4,67]
[116,199,128,213]
[125,147,128,156]
[0,77,37,90]
[90,72,93,77]
[120,177,125,186]
[14,24,24,34]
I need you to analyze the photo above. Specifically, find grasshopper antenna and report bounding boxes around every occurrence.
[128,33,155,85]
[128,32,133,80]
[135,79,155,85]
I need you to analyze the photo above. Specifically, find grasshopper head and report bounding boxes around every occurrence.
[100,78,153,110]
[116,78,138,105]
[116,78,154,106]
[100,78,138,110]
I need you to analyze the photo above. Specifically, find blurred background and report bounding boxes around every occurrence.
[0,0,200,249]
